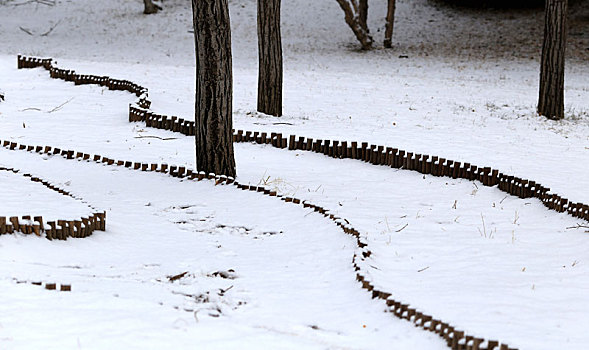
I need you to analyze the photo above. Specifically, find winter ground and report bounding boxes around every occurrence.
[1,0,588,349]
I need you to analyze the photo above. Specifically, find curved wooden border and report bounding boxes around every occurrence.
[17,55,587,221]
[0,136,515,350]
[0,166,106,239]
[11,54,589,349]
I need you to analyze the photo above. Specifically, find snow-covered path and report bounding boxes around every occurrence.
[0,147,446,349]
[1,56,588,349]
[1,0,588,348]
[235,143,589,350]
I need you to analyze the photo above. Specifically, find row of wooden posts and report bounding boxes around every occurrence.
[24,54,588,221]
[0,166,106,239]
[18,54,589,223]
[17,54,589,349]
[0,135,516,350]
[234,130,588,220]
[132,103,589,221]
[15,280,72,292]
[18,55,148,98]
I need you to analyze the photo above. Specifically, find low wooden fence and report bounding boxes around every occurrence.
[0,165,106,239]
[12,54,589,349]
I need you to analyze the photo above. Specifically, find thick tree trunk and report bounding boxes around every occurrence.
[191,0,236,177]
[257,0,283,117]
[384,0,396,48]
[538,0,568,120]
[358,0,369,34]
[335,0,373,50]
[143,0,161,14]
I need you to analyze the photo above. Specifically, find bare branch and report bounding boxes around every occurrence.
[19,26,33,35]
[134,135,178,141]
[47,97,74,113]
[40,19,61,36]
[566,223,589,230]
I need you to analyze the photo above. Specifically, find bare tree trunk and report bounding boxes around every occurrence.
[257,0,283,117]
[358,0,369,34]
[191,0,236,177]
[384,0,396,48]
[538,0,568,120]
[143,0,161,14]
[335,0,373,50]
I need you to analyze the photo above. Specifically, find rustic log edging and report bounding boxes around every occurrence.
[0,137,516,350]
[0,165,106,239]
[16,55,588,222]
[14,279,72,292]
[14,54,589,349]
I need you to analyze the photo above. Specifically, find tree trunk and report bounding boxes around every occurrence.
[335,0,373,50]
[143,0,161,14]
[257,0,283,117]
[384,0,396,48]
[538,0,568,120]
[358,0,369,34]
[191,0,236,177]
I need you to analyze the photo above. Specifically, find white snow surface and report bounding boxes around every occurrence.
[0,169,96,221]
[1,0,588,349]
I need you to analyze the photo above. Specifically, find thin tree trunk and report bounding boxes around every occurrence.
[143,0,161,14]
[358,0,369,34]
[191,0,236,177]
[257,0,283,117]
[538,0,568,120]
[335,0,373,50]
[384,0,396,48]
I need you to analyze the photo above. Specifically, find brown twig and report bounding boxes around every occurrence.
[395,223,408,232]
[566,223,589,230]
[47,97,74,113]
[167,271,188,282]
[19,26,33,35]
[41,19,61,36]
[134,135,178,141]
[219,285,233,294]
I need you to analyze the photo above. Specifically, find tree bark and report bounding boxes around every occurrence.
[538,0,568,120]
[335,0,373,50]
[384,0,396,48]
[358,0,369,34]
[192,0,236,177]
[257,0,283,117]
[143,0,161,14]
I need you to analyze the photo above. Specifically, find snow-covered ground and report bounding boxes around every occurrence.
[1,0,588,349]
[0,168,97,221]
[1,148,447,349]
